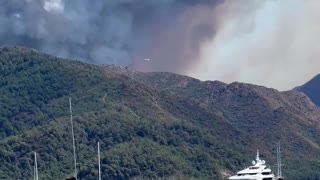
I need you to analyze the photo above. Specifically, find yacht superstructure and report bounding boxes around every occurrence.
[229,150,274,180]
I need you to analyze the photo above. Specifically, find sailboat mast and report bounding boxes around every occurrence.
[279,143,282,177]
[70,97,77,179]
[98,142,101,180]
[34,152,38,180]
[277,142,282,177]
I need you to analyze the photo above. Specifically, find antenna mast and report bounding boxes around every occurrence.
[70,97,77,179]
[98,142,101,180]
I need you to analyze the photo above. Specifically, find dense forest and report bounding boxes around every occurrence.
[1,47,320,179]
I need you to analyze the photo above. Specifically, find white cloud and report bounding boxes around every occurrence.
[43,0,64,13]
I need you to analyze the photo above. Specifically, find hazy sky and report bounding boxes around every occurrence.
[1,0,319,90]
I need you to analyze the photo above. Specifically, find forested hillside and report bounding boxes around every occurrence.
[0,47,320,179]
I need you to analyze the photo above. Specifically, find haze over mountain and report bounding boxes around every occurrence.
[1,47,320,179]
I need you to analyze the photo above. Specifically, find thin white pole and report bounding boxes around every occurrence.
[98,142,101,180]
[276,142,282,177]
[277,145,279,176]
[279,142,282,177]
[70,97,77,180]
[35,152,38,180]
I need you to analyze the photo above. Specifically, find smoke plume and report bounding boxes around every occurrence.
[1,0,320,90]
[0,0,221,66]
[190,0,320,90]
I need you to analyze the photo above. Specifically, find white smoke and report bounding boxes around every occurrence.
[187,0,320,90]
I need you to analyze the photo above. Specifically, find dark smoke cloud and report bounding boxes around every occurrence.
[0,0,222,67]
[133,3,219,74]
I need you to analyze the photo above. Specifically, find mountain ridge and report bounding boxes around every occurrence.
[0,47,320,179]
[295,74,320,107]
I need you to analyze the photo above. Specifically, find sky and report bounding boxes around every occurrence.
[0,0,319,90]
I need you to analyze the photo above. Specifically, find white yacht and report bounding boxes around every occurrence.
[229,150,274,180]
